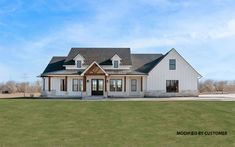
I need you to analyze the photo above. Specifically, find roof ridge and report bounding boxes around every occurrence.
[71,47,130,49]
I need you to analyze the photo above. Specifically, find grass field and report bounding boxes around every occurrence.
[0,100,234,147]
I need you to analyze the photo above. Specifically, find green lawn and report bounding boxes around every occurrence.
[0,100,234,147]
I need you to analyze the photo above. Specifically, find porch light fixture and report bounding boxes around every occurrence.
[87,80,89,83]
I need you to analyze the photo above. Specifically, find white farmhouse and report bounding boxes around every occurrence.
[40,48,201,98]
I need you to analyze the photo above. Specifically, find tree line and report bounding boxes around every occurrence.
[0,81,41,94]
[1,79,235,94]
[199,80,235,94]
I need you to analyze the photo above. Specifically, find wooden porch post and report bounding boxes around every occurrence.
[141,76,143,92]
[83,76,86,92]
[65,76,68,91]
[105,76,107,92]
[124,76,126,92]
[48,76,51,91]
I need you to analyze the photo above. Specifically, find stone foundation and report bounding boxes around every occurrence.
[144,90,199,97]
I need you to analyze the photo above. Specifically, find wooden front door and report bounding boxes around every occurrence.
[91,79,104,96]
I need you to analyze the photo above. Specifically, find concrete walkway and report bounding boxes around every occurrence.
[82,94,235,101]
[104,97,235,101]
[1,93,235,101]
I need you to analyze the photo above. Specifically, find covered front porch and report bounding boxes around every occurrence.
[41,62,146,98]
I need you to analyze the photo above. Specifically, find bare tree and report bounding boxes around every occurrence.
[0,83,3,92]
[5,81,18,93]
[200,79,235,94]
[0,81,42,94]
[214,81,227,94]
[199,80,215,93]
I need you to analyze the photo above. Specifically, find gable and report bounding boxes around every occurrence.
[149,49,201,78]
[81,62,108,76]
[111,54,122,61]
[73,53,85,61]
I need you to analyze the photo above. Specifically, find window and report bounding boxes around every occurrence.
[169,59,176,70]
[60,79,65,91]
[166,80,179,93]
[72,79,83,91]
[110,79,122,91]
[98,80,104,91]
[92,80,97,91]
[114,60,119,68]
[131,79,137,92]
[77,60,82,68]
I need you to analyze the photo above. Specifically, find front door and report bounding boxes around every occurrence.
[91,79,104,95]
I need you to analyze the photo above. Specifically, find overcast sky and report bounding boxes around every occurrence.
[0,0,235,82]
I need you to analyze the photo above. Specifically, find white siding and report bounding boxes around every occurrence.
[146,49,200,97]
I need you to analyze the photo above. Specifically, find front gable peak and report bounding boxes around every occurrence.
[81,61,108,76]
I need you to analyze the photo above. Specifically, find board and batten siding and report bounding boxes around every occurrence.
[146,49,201,97]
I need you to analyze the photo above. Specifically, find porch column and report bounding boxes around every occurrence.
[83,76,86,92]
[124,76,126,92]
[43,78,45,91]
[141,76,143,92]
[65,76,68,91]
[105,76,107,92]
[48,76,51,91]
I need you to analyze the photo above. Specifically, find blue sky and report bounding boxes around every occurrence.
[0,0,235,82]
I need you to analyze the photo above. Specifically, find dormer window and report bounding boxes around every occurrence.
[111,54,121,69]
[73,54,84,69]
[77,60,82,68]
[114,60,119,68]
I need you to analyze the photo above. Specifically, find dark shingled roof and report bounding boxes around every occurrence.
[41,56,66,76]
[64,48,132,65]
[131,54,164,73]
[41,48,169,76]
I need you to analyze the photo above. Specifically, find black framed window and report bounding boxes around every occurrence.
[131,79,137,92]
[166,80,179,93]
[114,60,119,68]
[77,60,82,68]
[169,59,176,70]
[72,79,83,91]
[110,79,122,91]
[60,79,65,91]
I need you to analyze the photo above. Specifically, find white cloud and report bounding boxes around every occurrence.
[208,19,235,39]
[1,0,235,81]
